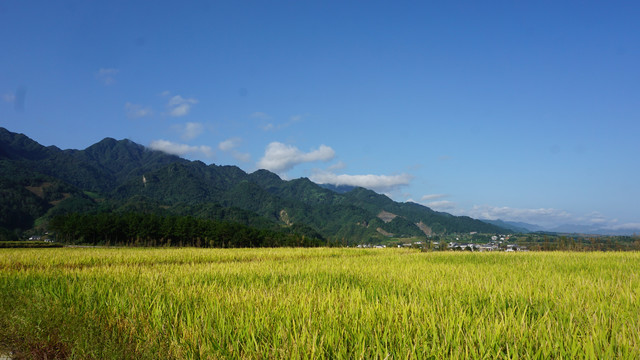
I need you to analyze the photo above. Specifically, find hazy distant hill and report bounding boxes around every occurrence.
[547,224,638,236]
[0,127,508,242]
[481,218,639,236]
[480,219,546,233]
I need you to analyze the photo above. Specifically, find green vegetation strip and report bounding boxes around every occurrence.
[1,248,639,359]
[0,241,63,248]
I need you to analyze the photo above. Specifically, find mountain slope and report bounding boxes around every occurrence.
[0,127,509,241]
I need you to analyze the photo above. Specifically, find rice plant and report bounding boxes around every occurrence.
[1,248,639,359]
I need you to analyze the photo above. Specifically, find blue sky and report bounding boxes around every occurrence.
[2,1,639,231]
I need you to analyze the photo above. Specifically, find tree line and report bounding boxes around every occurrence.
[516,234,640,251]
[49,213,326,248]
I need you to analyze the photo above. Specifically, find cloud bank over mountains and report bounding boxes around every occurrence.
[257,142,335,173]
[311,172,413,193]
[149,140,213,158]
[255,141,413,193]
[413,200,640,233]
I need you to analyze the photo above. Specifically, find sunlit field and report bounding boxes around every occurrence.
[1,248,639,359]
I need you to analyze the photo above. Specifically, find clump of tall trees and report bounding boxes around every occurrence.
[50,213,326,248]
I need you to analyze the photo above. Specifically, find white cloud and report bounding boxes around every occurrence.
[608,223,640,231]
[410,195,634,231]
[179,122,204,140]
[232,151,251,162]
[125,102,152,119]
[461,205,574,227]
[218,137,241,151]
[421,194,448,201]
[310,171,412,192]
[278,114,307,129]
[327,161,347,171]
[584,211,608,225]
[426,200,457,210]
[258,142,335,173]
[415,200,636,231]
[289,114,304,122]
[218,137,250,162]
[149,140,213,158]
[97,68,119,85]
[250,112,271,120]
[167,95,198,117]
[253,112,306,131]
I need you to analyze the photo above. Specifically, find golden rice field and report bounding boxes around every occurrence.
[1,248,639,359]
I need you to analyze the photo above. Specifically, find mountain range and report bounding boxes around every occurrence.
[482,219,639,236]
[0,127,510,242]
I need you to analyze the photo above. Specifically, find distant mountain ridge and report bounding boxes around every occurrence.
[480,219,545,233]
[546,224,639,236]
[481,218,640,236]
[0,127,509,242]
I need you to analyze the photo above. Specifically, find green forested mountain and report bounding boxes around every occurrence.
[0,127,508,243]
